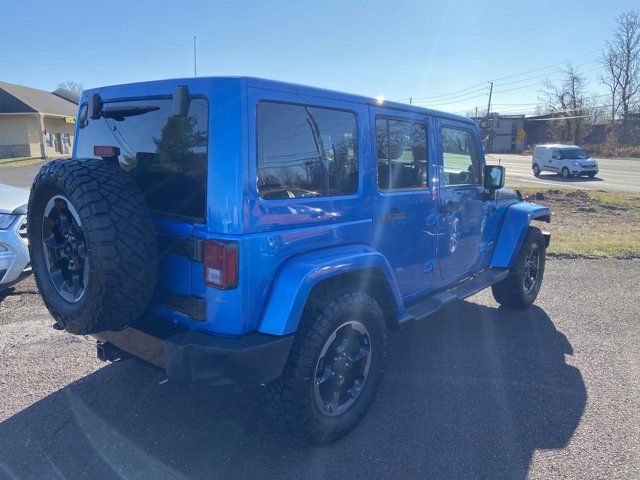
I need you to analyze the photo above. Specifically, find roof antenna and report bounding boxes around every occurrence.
[193,35,197,77]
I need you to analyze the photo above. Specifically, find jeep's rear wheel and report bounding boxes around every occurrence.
[28,158,157,334]
[492,226,545,309]
[265,289,386,444]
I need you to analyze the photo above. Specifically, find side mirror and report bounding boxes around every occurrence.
[88,93,103,120]
[173,86,190,117]
[484,165,505,190]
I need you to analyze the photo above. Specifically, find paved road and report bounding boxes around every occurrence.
[1,259,639,479]
[0,160,47,190]
[488,153,640,193]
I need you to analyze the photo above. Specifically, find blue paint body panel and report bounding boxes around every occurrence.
[259,245,403,335]
[491,202,551,268]
[73,76,549,339]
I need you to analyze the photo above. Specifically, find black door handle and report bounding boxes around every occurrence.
[382,211,407,223]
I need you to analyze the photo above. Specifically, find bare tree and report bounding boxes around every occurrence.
[601,9,640,144]
[540,63,588,144]
[58,81,84,93]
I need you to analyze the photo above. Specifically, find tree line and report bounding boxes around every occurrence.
[538,9,640,156]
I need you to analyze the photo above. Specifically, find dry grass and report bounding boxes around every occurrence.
[520,188,640,259]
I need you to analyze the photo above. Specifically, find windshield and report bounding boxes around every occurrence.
[560,148,590,160]
[75,97,208,220]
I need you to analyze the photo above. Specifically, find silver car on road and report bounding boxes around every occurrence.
[0,183,30,289]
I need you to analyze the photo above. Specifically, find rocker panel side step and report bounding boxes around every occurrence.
[399,268,509,325]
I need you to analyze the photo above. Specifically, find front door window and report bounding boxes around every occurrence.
[437,126,486,282]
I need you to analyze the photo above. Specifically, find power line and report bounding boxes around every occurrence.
[400,48,605,105]
[491,58,600,89]
[491,48,603,82]
[399,81,489,102]
[411,91,490,107]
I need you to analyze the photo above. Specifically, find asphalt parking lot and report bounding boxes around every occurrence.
[1,258,639,479]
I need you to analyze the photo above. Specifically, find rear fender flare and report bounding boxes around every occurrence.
[491,202,551,268]
[258,245,403,336]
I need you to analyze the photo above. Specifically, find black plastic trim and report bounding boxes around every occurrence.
[157,233,203,262]
[94,316,294,387]
[162,292,206,321]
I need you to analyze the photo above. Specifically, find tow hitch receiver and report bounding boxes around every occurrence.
[96,341,129,362]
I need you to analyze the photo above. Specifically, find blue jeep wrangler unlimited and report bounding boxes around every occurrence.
[27,77,550,443]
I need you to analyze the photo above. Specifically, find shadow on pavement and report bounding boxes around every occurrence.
[0,301,586,479]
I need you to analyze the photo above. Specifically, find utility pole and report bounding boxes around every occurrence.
[193,35,197,77]
[484,81,493,150]
[485,81,493,121]
[409,97,412,105]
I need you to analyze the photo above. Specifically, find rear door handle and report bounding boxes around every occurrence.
[382,211,407,223]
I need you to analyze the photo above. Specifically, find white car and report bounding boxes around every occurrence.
[0,183,30,290]
[532,144,599,178]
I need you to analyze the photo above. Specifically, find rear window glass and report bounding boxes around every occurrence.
[257,102,358,199]
[75,98,208,220]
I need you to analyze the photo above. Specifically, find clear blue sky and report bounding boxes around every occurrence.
[2,0,637,115]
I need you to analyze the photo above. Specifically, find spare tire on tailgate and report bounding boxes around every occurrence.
[27,157,157,334]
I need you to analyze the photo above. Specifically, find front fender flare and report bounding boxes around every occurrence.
[491,202,550,268]
[258,245,403,336]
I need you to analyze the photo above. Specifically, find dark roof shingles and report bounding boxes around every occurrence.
[0,81,77,116]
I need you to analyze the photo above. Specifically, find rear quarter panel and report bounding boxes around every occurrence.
[194,83,377,335]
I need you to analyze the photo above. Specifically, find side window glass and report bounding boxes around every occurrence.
[442,127,481,186]
[376,118,428,191]
[257,102,358,199]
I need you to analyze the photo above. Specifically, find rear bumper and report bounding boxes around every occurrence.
[94,317,294,387]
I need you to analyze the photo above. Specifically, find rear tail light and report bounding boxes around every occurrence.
[94,145,120,158]
[203,240,238,289]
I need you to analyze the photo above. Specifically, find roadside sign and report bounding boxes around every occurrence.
[64,117,76,124]
[518,128,526,138]
[479,119,488,129]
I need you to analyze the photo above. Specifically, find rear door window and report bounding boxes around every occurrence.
[257,102,358,199]
[75,98,208,221]
[376,117,428,190]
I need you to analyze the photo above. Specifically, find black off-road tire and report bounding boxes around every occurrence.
[28,158,157,334]
[265,288,387,444]
[532,164,541,176]
[588,172,597,178]
[492,226,545,310]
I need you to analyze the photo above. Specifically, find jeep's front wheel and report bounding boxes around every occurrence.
[492,226,545,310]
[265,289,387,444]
